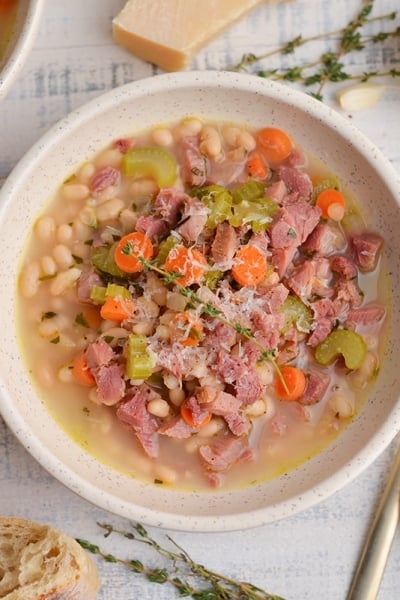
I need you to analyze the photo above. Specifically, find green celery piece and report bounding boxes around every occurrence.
[203,269,223,290]
[192,185,233,229]
[90,285,107,304]
[156,232,181,265]
[91,243,125,278]
[231,180,265,204]
[229,197,278,229]
[126,334,155,380]
[315,329,367,370]
[106,283,131,300]
[122,147,177,187]
[280,295,313,334]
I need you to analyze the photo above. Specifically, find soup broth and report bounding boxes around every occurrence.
[17,117,389,491]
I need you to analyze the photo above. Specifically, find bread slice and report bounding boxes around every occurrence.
[0,517,100,599]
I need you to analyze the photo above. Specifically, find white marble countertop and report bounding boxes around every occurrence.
[0,1,399,599]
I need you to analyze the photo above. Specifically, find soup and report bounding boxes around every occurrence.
[0,0,18,61]
[17,117,388,491]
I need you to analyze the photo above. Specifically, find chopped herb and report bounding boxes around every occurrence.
[50,336,60,344]
[75,313,90,328]
[41,311,57,320]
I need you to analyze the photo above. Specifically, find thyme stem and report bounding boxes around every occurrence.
[77,522,286,600]
[138,257,289,392]
[231,0,399,101]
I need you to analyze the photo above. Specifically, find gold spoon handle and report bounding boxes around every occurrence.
[347,443,400,600]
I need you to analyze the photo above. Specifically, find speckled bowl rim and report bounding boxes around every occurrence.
[0,71,400,532]
[0,0,44,101]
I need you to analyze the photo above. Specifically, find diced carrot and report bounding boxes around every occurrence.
[72,352,95,386]
[170,312,204,347]
[100,296,134,322]
[81,306,102,329]
[114,231,153,273]
[246,151,269,179]
[181,402,212,428]
[231,245,268,287]
[164,245,207,286]
[275,365,306,401]
[316,188,346,221]
[257,127,293,167]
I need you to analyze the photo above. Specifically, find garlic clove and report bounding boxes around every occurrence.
[336,83,385,111]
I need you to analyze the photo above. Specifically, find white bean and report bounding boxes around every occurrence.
[38,318,60,339]
[35,361,54,388]
[119,208,137,232]
[200,125,222,158]
[256,362,274,386]
[49,267,81,296]
[40,255,57,277]
[237,129,256,152]
[96,197,125,222]
[197,417,225,438]
[35,216,55,242]
[131,320,154,336]
[151,127,174,147]
[76,162,96,184]
[175,118,203,138]
[166,291,187,312]
[53,244,74,269]
[223,126,241,147]
[79,206,97,229]
[20,262,41,297]
[58,365,74,383]
[169,387,185,406]
[352,352,378,389]
[155,324,170,341]
[147,399,170,418]
[329,391,354,419]
[61,183,89,202]
[245,398,266,418]
[146,272,167,306]
[164,373,180,390]
[56,223,74,244]
[130,178,158,199]
[95,148,123,169]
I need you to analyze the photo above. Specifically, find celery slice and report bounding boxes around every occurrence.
[106,283,131,300]
[125,334,155,380]
[122,147,177,187]
[156,232,181,265]
[280,295,313,334]
[231,181,265,204]
[315,329,367,370]
[91,243,125,277]
[90,285,107,304]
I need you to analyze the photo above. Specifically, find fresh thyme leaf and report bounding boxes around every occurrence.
[75,313,90,328]
[41,311,57,320]
[77,523,286,600]
[230,0,399,103]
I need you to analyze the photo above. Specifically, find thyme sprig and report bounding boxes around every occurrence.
[232,0,399,100]
[77,522,286,600]
[138,256,287,389]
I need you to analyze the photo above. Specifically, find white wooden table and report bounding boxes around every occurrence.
[1,1,399,598]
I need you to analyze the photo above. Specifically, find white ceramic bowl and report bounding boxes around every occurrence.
[0,71,400,532]
[0,0,44,100]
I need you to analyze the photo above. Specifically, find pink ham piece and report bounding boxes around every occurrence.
[89,166,120,193]
[116,385,161,458]
[211,222,239,265]
[199,436,252,472]
[180,136,207,186]
[154,187,188,225]
[352,232,383,272]
[299,371,330,405]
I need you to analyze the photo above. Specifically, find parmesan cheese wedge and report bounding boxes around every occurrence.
[113,0,278,71]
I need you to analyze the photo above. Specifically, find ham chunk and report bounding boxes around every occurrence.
[116,385,161,458]
[211,222,238,265]
[352,232,383,272]
[299,371,330,405]
[180,136,207,186]
[199,436,252,472]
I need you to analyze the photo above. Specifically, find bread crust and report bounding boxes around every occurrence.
[0,517,100,599]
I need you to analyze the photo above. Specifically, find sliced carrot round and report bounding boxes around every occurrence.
[72,352,95,386]
[231,245,268,287]
[114,232,153,273]
[164,245,207,286]
[316,188,346,221]
[181,402,212,428]
[275,365,306,401]
[257,127,293,167]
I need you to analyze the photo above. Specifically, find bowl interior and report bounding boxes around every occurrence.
[1,71,400,531]
[0,0,44,100]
